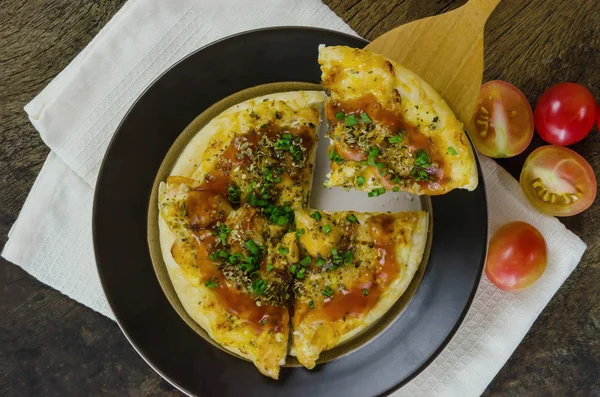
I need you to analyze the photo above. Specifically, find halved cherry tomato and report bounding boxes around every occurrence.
[334,140,365,162]
[471,80,534,158]
[485,221,547,291]
[375,167,395,190]
[520,145,597,216]
[534,83,598,146]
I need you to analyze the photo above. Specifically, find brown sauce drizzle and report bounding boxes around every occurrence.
[176,125,316,333]
[327,94,448,192]
[306,214,400,323]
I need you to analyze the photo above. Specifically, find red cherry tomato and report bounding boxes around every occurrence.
[534,83,598,146]
[520,145,597,216]
[334,140,365,162]
[471,80,534,158]
[485,221,547,291]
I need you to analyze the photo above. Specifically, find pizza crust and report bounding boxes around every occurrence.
[171,91,325,179]
[157,84,439,375]
[290,211,428,368]
[319,45,478,195]
[158,90,323,379]
[341,211,427,342]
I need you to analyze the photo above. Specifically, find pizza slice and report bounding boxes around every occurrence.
[319,45,478,196]
[290,208,428,369]
[157,92,323,379]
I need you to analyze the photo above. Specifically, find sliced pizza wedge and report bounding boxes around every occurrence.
[290,208,428,369]
[157,92,323,379]
[319,45,478,196]
[178,91,324,210]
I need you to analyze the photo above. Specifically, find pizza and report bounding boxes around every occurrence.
[319,45,478,196]
[157,45,477,379]
[158,91,323,379]
[290,209,428,369]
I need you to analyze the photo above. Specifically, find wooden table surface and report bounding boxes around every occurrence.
[1,0,598,395]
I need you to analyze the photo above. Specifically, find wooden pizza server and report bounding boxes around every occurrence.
[365,0,502,127]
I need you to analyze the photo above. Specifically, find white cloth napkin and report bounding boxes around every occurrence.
[3,0,586,395]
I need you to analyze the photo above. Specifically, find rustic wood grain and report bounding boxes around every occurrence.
[1,0,599,395]
[364,0,501,126]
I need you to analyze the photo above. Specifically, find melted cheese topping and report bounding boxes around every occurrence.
[291,210,428,369]
[319,45,478,195]
[158,89,430,378]
[158,93,322,379]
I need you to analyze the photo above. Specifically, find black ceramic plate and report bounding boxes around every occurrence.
[93,27,487,397]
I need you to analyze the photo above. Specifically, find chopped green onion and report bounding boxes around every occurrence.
[227,184,241,204]
[246,193,269,207]
[414,149,431,168]
[329,148,344,164]
[360,112,372,124]
[388,135,403,144]
[309,300,315,309]
[448,146,458,156]
[278,246,289,255]
[412,149,434,182]
[360,160,368,167]
[367,146,379,167]
[347,214,358,223]
[322,224,332,234]
[356,176,366,186]
[265,168,273,181]
[264,204,294,226]
[266,264,274,272]
[315,258,325,267]
[210,249,229,262]
[335,111,345,121]
[362,288,369,296]
[368,188,386,198]
[204,279,218,289]
[393,186,400,192]
[289,264,297,274]
[299,257,312,266]
[228,253,243,265]
[245,239,260,255]
[290,145,303,160]
[275,137,291,150]
[344,114,359,126]
[295,228,305,238]
[322,286,334,297]
[310,211,322,221]
[296,267,306,279]
[342,251,353,266]
[239,256,258,273]
[252,278,267,295]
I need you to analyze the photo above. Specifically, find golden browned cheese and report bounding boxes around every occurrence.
[291,209,428,369]
[158,93,322,379]
[158,89,431,378]
[319,45,478,195]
